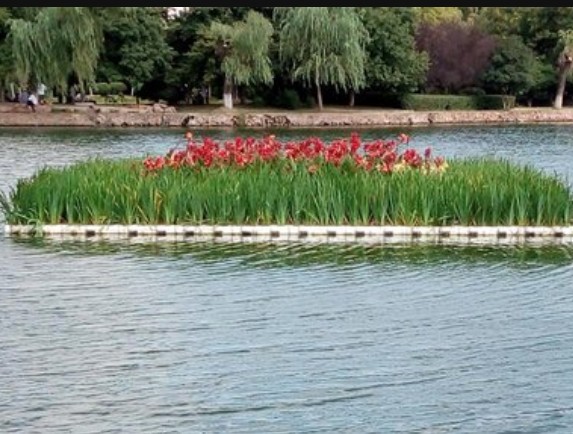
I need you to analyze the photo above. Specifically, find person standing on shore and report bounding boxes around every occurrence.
[27,92,38,112]
[37,83,47,104]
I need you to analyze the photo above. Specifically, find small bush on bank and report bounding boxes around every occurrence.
[274,89,304,110]
[401,93,516,110]
[109,82,128,95]
[93,82,110,96]
[474,94,516,110]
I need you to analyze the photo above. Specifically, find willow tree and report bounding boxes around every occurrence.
[8,8,113,98]
[0,7,15,101]
[554,30,573,109]
[204,10,273,109]
[276,7,368,110]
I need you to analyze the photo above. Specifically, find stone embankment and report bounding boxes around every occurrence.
[3,102,573,128]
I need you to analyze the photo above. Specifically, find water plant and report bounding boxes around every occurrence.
[1,133,572,226]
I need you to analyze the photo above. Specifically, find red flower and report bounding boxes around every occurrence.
[398,133,410,144]
[141,132,447,176]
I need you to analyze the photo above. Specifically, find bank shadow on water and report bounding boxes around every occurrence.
[8,237,573,270]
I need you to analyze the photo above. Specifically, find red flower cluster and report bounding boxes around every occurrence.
[143,132,448,174]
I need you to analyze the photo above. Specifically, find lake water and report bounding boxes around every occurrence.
[1,125,573,433]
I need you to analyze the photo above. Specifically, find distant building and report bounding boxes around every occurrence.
[166,7,190,19]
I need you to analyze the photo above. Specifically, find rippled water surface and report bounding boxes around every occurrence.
[2,125,573,433]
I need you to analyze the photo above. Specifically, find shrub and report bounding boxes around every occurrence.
[109,82,128,95]
[274,89,303,110]
[250,96,266,107]
[94,82,110,96]
[459,87,486,96]
[401,94,477,110]
[474,94,516,110]
[401,93,516,110]
[304,95,317,109]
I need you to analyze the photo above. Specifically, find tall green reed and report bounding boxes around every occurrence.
[2,156,572,226]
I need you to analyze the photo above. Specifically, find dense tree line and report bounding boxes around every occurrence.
[2,7,573,109]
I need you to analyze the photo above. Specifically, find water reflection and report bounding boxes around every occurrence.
[9,237,573,269]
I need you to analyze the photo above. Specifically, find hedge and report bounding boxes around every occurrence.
[401,94,516,111]
[93,82,128,96]
[475,95,516,110]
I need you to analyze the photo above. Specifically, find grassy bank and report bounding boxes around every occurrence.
[2,156,571,226]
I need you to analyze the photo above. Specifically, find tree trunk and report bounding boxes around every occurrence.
[233,85,239,104]
[239,86,247,105]
[554,54,573,109]
[223,75,233,109]
[315,78,323,111]
[554,69,568,109]
[0,84,4,102]
[349,89,355,107]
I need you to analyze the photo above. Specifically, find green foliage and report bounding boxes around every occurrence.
[250,95,266,107]
[206,10,274,87]
[401,94,477,110]
[3,157,571,226]
[475,7,525,37]
[361,7,428,95]
[474,94,516,110]
[0,41,13,87]
[2,7,572,108]
[400,94,516,110]
[0,8,14,88]
[273,88,303,109]
[276,7,368,94]
[94,82,110,96]
[161,7,239,98]
[109,81,127,95]
[480,35,544,96]
[412,7,463,25]
[519,7,573,63]
[558,28,573,55]
[98,7,173,94]
[8,7,103,93]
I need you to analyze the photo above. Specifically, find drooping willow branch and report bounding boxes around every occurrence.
[8,7,103,93]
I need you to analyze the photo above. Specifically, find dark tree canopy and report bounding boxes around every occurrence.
[480,35,542,96]
[415,21,496,93]
[362,7,428,95]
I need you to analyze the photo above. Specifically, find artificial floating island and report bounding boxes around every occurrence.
[1,132,572,227]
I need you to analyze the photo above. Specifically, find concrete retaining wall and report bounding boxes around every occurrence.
[4,104,573,128]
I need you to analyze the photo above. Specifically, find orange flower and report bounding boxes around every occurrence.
[185,131,193,140]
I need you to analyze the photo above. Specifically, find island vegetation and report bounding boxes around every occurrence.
[2,133,571,226]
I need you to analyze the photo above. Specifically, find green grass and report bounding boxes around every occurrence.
[1,157,572,226]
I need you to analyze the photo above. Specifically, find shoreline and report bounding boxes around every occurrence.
[3,103,573,128]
